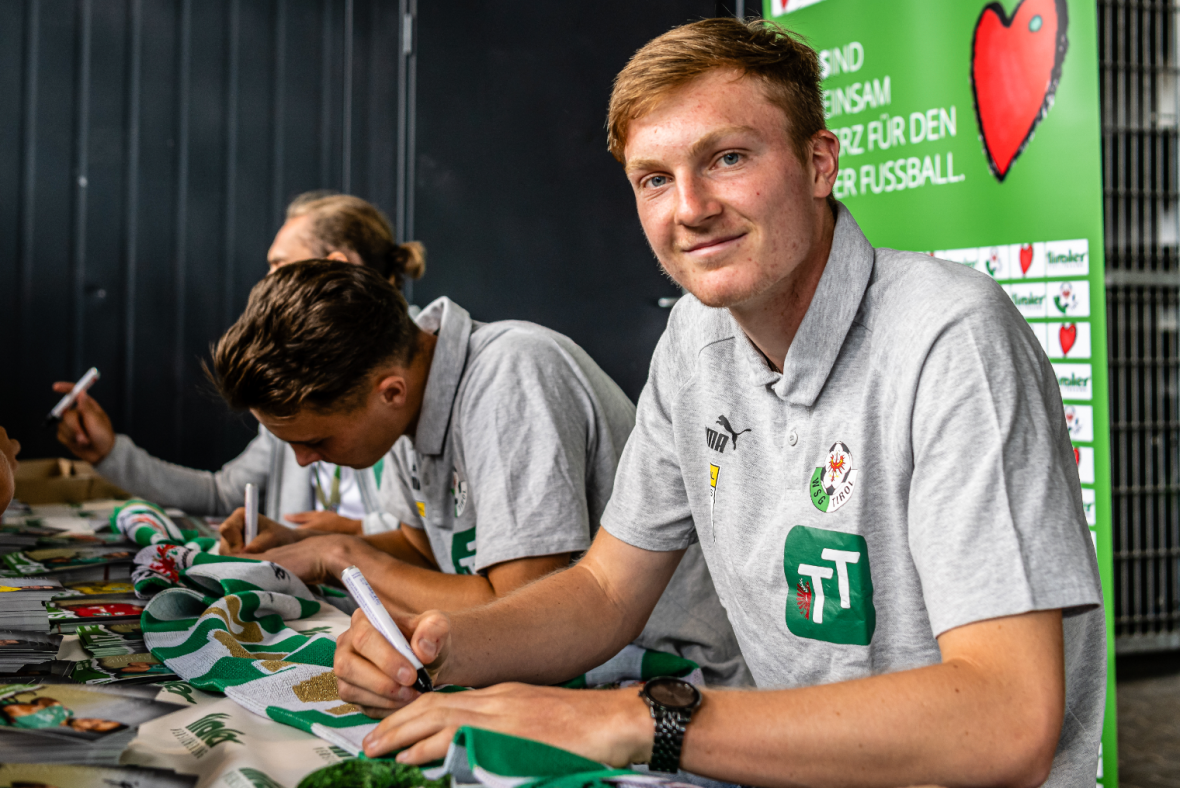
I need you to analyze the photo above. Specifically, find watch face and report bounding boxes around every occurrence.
[647,678,700,710]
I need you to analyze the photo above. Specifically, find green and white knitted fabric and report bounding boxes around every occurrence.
[143,560,382,751]
[300,726,701,788]
[112,499,189,546]
[143,556,706,766]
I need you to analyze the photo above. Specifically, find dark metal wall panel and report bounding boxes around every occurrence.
[1099,0,1180,652]
[2,0,403,471]
[411,0,726,401]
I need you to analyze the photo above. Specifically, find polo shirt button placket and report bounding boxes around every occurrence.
[788,430,798,447]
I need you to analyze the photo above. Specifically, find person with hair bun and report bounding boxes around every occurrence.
[271,191,426,291]
[51,192,420,537]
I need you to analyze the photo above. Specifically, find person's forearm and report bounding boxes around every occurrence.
[328,539,515,615]
[673,657,1059,788]
[362,529,436,570]
[96,435,226,515]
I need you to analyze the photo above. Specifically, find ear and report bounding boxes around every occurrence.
[375,373,410,410]
[325,250,352,263]
[810,130,840,199]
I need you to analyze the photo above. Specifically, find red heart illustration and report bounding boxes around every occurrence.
[971,0,1069,181]
[1020,244,1033,274]
[1074,447,1081,465]
[1059,323,1077,355]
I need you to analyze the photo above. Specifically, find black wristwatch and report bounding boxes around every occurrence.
[639,676,702,773]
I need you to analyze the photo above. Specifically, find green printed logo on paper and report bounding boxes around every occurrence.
[186,712,244,748]
[783,526,876,645]
[451,528,476,575]
[809,442,859,512]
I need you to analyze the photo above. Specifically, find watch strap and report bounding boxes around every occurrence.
[649,705,691,773]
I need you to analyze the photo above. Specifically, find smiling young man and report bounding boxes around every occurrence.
[209,259,752,689]
[332,18,1106,788]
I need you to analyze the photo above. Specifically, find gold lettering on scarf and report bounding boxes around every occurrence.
[210,630,286,661]
[260,660,295,672]
[324,703,361,716]
[203,597,263,643]
[291,671,341,703]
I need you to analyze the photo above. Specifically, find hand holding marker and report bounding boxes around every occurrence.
[45,367,100,426]
[341,565,433,693]
[244,483,259,545]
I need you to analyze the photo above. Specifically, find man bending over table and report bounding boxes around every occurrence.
[331,18,1105,788]
[211,260,751,688]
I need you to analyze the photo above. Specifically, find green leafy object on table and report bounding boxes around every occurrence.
[297,759,449,788]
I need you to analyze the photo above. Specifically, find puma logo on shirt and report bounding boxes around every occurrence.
[716,416,751,447]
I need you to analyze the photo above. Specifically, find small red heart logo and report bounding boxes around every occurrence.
[1020,244,1033,274]
[1059,323,1077,355]
[972,0,1069,181]
[1073,447,1081,465]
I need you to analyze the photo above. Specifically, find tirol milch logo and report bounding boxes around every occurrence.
[705,415,751,454]
[809,442,859,512]
[186,712,244,748]
[783,525,876,645]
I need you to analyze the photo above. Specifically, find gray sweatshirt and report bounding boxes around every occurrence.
[95,426,387,529]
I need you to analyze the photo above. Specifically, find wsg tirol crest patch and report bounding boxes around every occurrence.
[809,442,859,513]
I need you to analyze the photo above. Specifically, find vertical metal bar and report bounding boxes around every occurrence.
[18,0,40,407]
[173,0,192,455]
[224,0,240,328]
[271,0,286,227]
[123,0,143,428]
[394,0,408,243]
[341,0,352,193]
[71,0,92,378]
[405,0,417,247]
[320,0,332,187]
[365,0,379,201]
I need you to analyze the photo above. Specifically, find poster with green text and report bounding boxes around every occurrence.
[765,0,1117,783]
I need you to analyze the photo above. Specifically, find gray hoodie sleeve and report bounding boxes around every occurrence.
[94,429,274,516]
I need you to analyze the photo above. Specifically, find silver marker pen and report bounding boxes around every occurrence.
[45,367,100,425]
[244,483,259,545]
[340,565,433,693]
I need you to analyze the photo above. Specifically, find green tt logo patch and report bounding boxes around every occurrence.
[783,526,876,646]
[451,528,476,575]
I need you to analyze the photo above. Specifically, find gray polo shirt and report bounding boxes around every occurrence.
[601,206,1105,784]
[379,297,753,687]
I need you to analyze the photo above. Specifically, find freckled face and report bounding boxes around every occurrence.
[624,69,833,309]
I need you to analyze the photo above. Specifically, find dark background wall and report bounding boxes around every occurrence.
[1,0,406,469]
[1,0,748,471]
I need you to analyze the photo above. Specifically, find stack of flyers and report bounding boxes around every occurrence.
[0,631,62,671]
[60,579,135,596]
[1,499,31,518]
[47,593,145,634]
[0,524,128,550]
[0,763,196,788]
[77,622,146,657]
[0,578,65,631]
[0,681,178,765]
[68,652,176,685]
[0,545,136,581]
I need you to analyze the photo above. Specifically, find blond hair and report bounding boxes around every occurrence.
[286,192,426,290]
[607,18,826,164]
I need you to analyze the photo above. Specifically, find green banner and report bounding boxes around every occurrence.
[765,0,1117,783]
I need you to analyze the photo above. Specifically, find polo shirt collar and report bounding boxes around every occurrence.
[412,296,472,456]
[732,203,875,406]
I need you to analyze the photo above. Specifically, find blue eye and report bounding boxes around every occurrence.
[721,152,741,166]
[1029,14,1042,32]
[646,175,669,188]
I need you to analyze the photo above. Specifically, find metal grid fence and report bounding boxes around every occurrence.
[1101,0,1180,652]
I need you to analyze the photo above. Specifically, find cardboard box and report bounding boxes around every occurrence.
[14,458,130,505]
